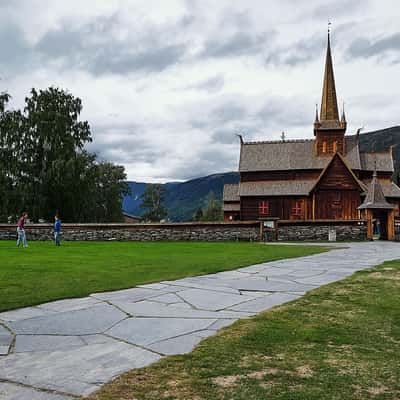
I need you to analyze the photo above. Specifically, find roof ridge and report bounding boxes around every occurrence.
[244,139,314,145]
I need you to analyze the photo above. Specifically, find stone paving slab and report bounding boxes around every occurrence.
[0,326,13,356]
[0,382,74,400]
[0,341,160,396]
[106,317,216,346]
[1,241,399,399]
[9,304,127,336]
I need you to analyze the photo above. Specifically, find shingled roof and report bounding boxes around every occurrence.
[239,180,315,196]
[223,184,240,202]
[362,180,400,198]
[359,171,395,210]
[360,151,394,172]
[239,136,393,173]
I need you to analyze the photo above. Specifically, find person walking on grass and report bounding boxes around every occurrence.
[16,212,28,248]
[54,215,61,246]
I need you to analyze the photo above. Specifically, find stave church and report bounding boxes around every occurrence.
[223,31,400,240]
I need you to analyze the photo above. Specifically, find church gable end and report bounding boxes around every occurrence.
[313,154,364,191]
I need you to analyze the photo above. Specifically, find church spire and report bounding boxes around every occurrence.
[320,28,339,121]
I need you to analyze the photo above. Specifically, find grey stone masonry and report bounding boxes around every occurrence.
[0,222,261,242]
[278,222,367,241]
[0,220,370,242]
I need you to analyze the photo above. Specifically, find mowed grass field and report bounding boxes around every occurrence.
[88,259,400,400]
[0,241,327,312]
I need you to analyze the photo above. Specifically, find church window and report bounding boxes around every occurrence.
[333,141,337,152]
[291,201,303,217]
[322,141,327,153]
[258,200,270,216]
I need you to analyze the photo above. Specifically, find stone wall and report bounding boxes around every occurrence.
[277,221,367,241]
[0,222,261,242]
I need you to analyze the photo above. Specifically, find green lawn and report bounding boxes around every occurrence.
[88,259,400,400]
[0,241,326,312]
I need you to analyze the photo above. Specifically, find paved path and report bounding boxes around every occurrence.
[0,241,399,399]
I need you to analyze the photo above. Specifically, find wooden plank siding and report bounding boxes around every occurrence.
[313,154,363,220]
[314,190,361,220]
[240,196,313,221]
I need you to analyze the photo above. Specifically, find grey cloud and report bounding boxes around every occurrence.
[265,33,325,67]
[168,146,238,181]
[184,75,225,93]
[313,0,366,18]
[346,33,400,63]
[36,17,189,75]
[90,43,187,75]
[212,129,239,144]
[211,102,247,123]
[0,20,32,75]
[200,31,270,59]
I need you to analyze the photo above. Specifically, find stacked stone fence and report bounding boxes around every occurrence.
[275,220,367,241]
[0,219,369,242]
[0,221,261,242]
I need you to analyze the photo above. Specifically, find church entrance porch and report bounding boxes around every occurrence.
[363,209,395,241]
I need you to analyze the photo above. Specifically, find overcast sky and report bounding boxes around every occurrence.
[1,0,399,182]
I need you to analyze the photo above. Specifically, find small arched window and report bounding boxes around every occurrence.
[322,141,327,153]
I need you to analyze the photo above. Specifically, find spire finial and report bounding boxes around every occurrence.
[281,131,286,142]
[373,158,378,178]
[314,103,319,123]
[328,20,331,35]
[341,101,346,122]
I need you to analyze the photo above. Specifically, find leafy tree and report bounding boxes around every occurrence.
[193,207,203,221]
[201,191,223,221]
[140,184,168,222]
[0,87,128,222]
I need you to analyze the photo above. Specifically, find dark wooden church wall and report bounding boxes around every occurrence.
[240,196,312,221]
[314,190,361,220]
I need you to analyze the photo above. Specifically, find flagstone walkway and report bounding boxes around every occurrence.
[0,241,399,400]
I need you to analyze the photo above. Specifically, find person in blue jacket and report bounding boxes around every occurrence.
[54,215,61,246]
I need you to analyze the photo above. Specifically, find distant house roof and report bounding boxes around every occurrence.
[239,136,393,173]
[223,203,240,211]
[239,180,315,196]
[122,212,141,220]
[223,184,240,202]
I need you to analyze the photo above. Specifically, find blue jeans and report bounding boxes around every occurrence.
[16,228,27,247]
[54,231,61,246]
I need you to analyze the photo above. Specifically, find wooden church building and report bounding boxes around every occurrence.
[223,31,400,240]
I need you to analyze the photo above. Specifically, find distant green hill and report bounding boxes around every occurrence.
[122,172,239,222]
[122,126,400,221]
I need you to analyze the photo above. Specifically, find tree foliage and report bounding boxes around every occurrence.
[140,184,168,222]
[199,191,223,221]
[0,88,129,222]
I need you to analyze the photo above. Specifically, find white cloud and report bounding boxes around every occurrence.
[1,0,399,181]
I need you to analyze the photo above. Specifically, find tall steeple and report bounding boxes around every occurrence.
[320,29,339,121]
[314,25,347,156]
